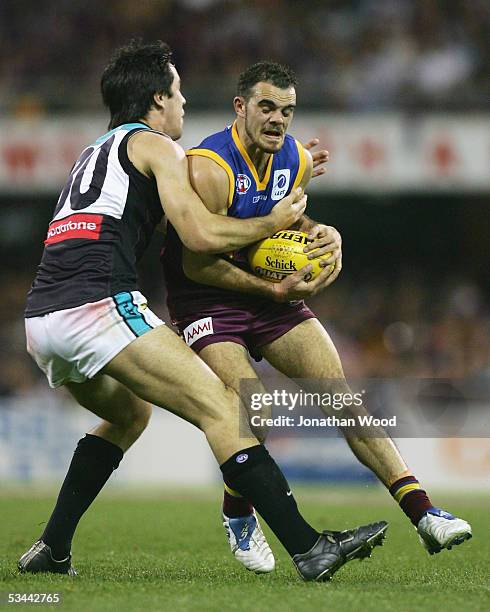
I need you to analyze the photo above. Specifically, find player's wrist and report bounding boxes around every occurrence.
[248,275,282,301]
[296,214,314,233]
[270,282,287,303]
[261,212,279,236]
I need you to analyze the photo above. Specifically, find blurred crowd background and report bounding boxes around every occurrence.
[0,0,489,399]
[1,0,489,114]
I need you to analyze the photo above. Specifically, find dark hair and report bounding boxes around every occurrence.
[101,39,174,129]
[237,61,298,100]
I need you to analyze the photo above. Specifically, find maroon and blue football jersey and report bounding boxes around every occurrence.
[162,121,307,319]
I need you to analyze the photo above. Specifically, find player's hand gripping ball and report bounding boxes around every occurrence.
[248,230,334,283]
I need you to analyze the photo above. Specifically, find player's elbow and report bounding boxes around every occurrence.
[176,212,231,253]
[197,239,229,255]
[181,237,208,254]
[178,227,212,254]
[183,231,228,254]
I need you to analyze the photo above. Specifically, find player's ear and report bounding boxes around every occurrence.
[234,96,246,118]
[153,92,166,111]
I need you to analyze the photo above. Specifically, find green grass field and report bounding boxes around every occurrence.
[1,487,488,611]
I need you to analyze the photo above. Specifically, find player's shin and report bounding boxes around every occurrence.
[220,444,319,556]
[342,431,409,488]
[341,429,434,525]
[41,434,123,560]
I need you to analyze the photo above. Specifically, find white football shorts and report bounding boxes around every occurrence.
[25,291,164,388]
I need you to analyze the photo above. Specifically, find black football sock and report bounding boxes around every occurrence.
[220,445,319,556]
[41,434,123,560]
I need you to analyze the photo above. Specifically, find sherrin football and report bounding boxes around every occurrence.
[248,230,334,283]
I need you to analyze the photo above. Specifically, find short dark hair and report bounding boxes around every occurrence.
[237,61,298,100]
[101,39,174,129]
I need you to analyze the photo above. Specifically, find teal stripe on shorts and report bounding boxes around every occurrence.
[113,292,152,337]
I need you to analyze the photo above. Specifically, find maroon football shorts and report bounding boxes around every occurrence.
[174,299,316,361]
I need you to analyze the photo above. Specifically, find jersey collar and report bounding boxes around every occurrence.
[231,121,274,192]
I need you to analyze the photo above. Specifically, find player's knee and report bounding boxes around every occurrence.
[195,385,240,432]
[125,401,152,436]
[250,421,268,444]
[248,403,270,443]
[111,399,152,439]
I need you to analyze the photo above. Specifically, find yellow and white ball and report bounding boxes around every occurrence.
[248,230,333,283]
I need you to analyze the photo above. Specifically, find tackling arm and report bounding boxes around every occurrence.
[128,131,306,254]
[182,146,341,300]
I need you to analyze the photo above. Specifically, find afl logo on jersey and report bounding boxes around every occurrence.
[271,169,291,200]
[236,174,251,194]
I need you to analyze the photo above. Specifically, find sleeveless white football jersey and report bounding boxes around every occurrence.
[26,123,165,317]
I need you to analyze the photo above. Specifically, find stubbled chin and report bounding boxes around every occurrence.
[171,128,183,141]
[260,136,282,151]
[264,142,282,153]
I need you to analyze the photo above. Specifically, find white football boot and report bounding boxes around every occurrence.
[223,511,275,573]
[417,507,472,555]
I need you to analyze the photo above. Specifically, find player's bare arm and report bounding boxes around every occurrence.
[129,131,306,253]
[182,150,340,301]
[183,249,337,303]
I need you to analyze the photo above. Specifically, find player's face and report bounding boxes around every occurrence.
[242,82,296,153]
[163,66,186,140]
